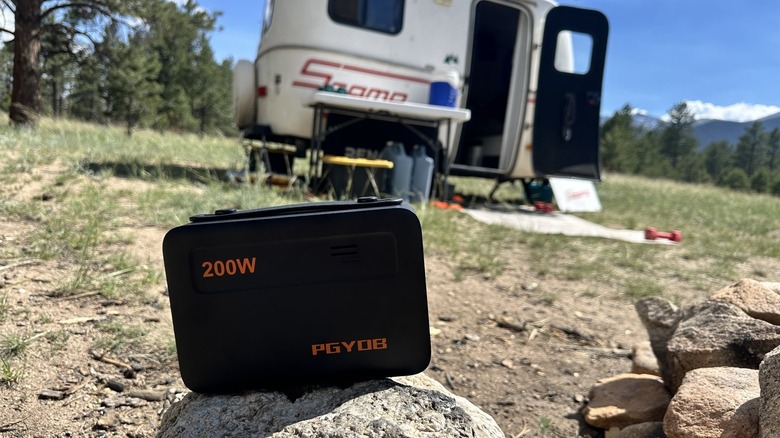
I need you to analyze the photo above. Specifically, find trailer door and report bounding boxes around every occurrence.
[532,6,608,180]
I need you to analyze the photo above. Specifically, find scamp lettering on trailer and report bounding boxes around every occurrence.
[233,0,609,198]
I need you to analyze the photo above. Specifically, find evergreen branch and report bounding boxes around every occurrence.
[42,22,99,47]
[40,1,114,21]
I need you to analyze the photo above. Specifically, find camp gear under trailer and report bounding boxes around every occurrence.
[232,0,609,200]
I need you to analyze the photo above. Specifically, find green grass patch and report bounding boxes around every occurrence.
[0,359,22,385]
[0,116,778,314]
[94,321,147,353]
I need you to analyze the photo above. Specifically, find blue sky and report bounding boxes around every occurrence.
[197,0,780,122]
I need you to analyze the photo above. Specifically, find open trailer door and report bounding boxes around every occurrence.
[532,6,608,180]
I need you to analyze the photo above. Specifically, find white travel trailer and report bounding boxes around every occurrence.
[232,0,608,195]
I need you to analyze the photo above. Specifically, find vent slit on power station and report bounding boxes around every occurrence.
[331,244,358,257]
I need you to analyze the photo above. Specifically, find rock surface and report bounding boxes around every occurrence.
[584,373,670,430]
[666,300,780,391]
[760,346,780,438]
[158,373,505,438]
[663,367,759,438]
[635,297,681,386]
[631,341,661,376]
[617,422,666,438]
[711,278,780,325]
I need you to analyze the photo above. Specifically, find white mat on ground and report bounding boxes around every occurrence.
[463,208,675,245]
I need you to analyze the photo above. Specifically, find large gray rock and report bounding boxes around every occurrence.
[663,367,759,438]
[158,373,505,438]
[666,300,780,391]
[711,278,780,326]
[584,373,670,430]
[617,422,666,438]
[635,297,682,386]
[760,346,780,438]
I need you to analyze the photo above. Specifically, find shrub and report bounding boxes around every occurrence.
[719,167,750,191]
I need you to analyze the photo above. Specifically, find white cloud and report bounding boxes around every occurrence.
[681,100,780,123]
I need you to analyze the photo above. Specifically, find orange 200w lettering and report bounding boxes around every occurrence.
[201,257,256,278]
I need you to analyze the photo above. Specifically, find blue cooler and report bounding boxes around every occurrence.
[428,71,459,107]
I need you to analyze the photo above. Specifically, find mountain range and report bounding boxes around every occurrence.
[602,111,780,150]
[692,112,780,147]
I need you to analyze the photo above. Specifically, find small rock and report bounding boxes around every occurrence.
[584,373,670,430]
[630,341,660,376]
[429,327,442,337]
[94,411,120,431]
[126,389,166,402]
[103,396,126,408]
[617,422,666,438]
[106,379,125,393]
[465,334,481,342]
[38,389,66,400]
[500,359,514,369]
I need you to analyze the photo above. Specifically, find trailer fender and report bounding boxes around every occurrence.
[233,59,257,129]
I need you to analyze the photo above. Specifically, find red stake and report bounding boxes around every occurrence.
[644,227,682,242]
[534,201,554,213]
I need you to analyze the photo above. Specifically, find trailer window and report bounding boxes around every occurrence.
[555,31,593,75]
[328,0,404,35]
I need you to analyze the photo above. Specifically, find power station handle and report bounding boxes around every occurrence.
[562,93,576,142]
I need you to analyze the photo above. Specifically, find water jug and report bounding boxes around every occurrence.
[410,145,434,203]
[380,142,413,201]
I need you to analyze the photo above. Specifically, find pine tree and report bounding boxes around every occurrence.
[766,128,780,172]
[0,0,145,126]
[660,102,699,170]
[0,45,13,110]
[40,15,77,117]
[600,105,641,173]
[701,141,734,182]
[69,55,105,122]
[189,34,230,135]
[104,31,162,135]
[750,167,772,193]
[145,0,217,131]
[635,130,672,178]
[733,122,768,176]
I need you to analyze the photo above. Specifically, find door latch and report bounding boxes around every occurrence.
[562,93,576,142]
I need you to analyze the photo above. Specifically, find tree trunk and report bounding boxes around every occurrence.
[10,0,43,126]
[52,71,59,116]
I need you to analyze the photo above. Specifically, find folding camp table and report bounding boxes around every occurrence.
[308,91,471,199]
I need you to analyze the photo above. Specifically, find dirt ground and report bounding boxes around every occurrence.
[0,165,653,437]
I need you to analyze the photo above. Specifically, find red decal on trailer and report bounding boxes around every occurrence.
[291,59,341,89]
[292,58,429,103]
